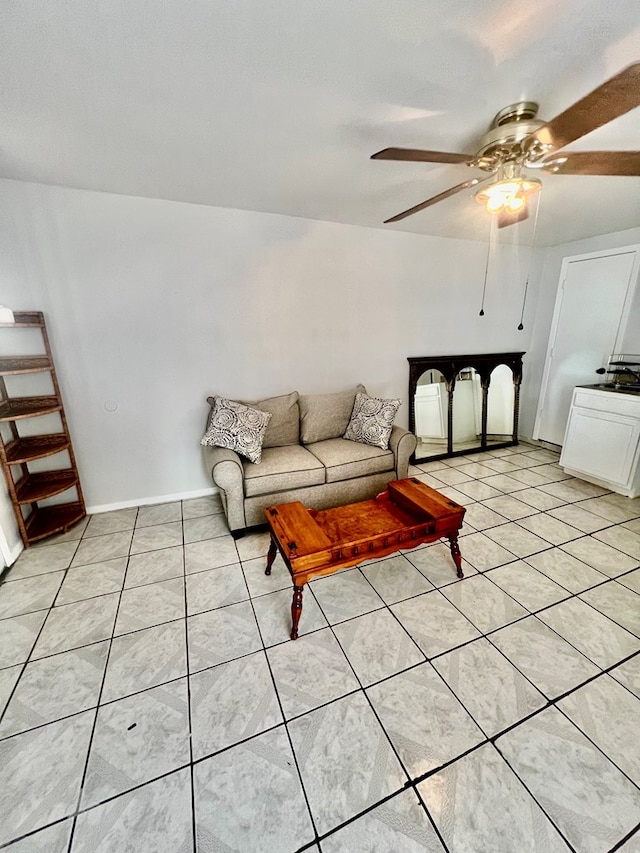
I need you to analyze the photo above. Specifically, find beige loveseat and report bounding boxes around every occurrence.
[203,385,416,536]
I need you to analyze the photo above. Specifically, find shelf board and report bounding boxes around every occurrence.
[0,356,52,375]
[0,396,61,421]
[5,434,70,463]
[24,502,86,543]
[15,470,78,503]
[0,311,44,328]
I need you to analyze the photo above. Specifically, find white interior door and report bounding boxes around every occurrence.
[534,248,639,446]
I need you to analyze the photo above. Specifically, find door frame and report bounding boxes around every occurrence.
[533,244,640,443]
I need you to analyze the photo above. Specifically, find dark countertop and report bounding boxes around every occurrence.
[579,383,640,396]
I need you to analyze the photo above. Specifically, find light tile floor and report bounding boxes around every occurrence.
[1,445,640,851]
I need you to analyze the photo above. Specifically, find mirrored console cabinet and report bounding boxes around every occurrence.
[408,352,524,462]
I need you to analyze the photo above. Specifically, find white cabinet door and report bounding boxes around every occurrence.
[560,408,640,485]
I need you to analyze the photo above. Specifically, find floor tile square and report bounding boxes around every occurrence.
[0,571,65,619]
[594,524,640,560]
[124,546,184,588]
[252,586,327,646]
[31,594,119,659]
[183,513,229,543]
[405,541,475,587]
[241,552,290,598]
[558,674,640,785]
[361,553,434,603]
[3,542,78,580]
[479,474,527,493]
[187,600,261,672]
[0,611,47,668]
[575,495,640,523]
[482,522,551,558]
[333,608,425,687]
[367,662,483,778]
[182,494,224,519]
[479,456,522,474]
[0,664,22,717]
[487,560,570,612]
[580,582,640,636]
[516,513,583,545]
[548,503,612,533]
[71,768,192,853]
[418,743,570,853]
[71,531,133,567]
[428,466,472,486]
[619,568,640,594]
[490,616,599,699]
[115,577,185,635]
[102,621,187,703]
[185,563,247,614]
[453,532,516,572]
[560,536,638,577]
[497,707,640,853]
[0,641,108,738]
[436,485,477,505]
[55,558,127,605]
[267,627,358,718]
[135,501,182,527]
[322,789,445,853]
[234,530,272,561]
[311,568,384,624]
[8,819,73,852]
[130,522,183,554]
[610,655,640,698]
[480,494,539,520]
[441,573,527,633]
[537,597,640,668]
[433,637,546,736]
[461,503,510,530]
[194,726,314,852]
[0,711,94,846]
[525,549,607,593]
[82,678,190,808]
[453,478,505,501]
[506,468,557,488]
[288,692,407,835]
[84,509,137,538]
[184,536,238,574]
[190,650,282,759]
[391,590,481,658]
[512,488,567,510]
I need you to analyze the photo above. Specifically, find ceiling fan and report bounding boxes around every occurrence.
[372,62,640,228]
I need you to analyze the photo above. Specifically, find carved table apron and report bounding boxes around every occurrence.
[264,477,465,640]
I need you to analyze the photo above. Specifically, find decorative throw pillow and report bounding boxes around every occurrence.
[201,397,272,464]
[343,392,401,450]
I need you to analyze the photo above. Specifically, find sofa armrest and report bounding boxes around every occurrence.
[388,425,417,479]
[202,446,246,531]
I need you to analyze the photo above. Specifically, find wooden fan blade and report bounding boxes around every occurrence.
[531,62,640,154]
[371,147,474,164]
[383,176,491,223]
[542,150,640,176]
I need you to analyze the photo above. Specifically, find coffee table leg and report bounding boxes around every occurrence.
[291,584,304,640]
[265,539,277,576]
[448,535,464,579]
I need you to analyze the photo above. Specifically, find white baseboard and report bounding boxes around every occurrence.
[87,486,218,515]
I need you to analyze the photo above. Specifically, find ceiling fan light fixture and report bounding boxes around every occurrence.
[474,177,541,214]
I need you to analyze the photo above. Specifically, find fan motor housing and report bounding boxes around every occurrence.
[474,101,545,164]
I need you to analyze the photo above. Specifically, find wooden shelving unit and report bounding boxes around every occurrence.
[0,311,86,546]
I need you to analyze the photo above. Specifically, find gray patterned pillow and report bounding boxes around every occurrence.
[343,392,401,450]
[201,397,272,464]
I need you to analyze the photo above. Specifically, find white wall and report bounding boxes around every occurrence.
[0,179,541,510]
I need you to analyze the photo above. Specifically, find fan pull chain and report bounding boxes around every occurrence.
[478,216,495,316]
[517,192,541,330]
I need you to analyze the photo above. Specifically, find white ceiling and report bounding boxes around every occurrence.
[2,0,639,245]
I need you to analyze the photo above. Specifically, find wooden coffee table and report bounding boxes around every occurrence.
[264,477,466,639]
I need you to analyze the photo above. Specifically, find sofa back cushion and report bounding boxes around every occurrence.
[299,385,366,444]
[208,392,300,448]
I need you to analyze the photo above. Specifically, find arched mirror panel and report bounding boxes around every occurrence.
[408,353,524,463]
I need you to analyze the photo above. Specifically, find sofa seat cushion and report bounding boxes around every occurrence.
[243,445,325,498]
[306,438,394,484]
